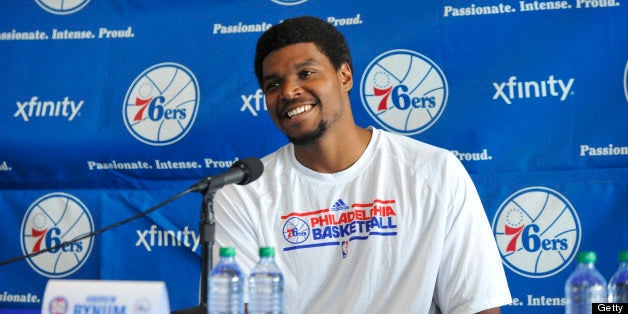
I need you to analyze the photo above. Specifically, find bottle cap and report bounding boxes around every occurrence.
[220,247,236,257]
[619,251,628,263]
[577,251,596,263]
[259,247,275,257]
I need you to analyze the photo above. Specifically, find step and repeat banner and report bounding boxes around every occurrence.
[0,0,626,312]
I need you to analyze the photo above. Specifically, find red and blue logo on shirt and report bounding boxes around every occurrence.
[281,198,398,258]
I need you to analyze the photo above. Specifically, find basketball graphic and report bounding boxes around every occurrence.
[360,49,448,135]
[624,61,628,101]
[270,0,308,5]
[283,217,310,244]
[492,187,581,278]
[20,192,94,278]
[34,0,91,15]
[123,62,200,146]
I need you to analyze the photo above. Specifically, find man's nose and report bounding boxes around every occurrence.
[280,80,302,100]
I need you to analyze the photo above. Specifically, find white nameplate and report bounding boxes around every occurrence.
[41,279,170,314]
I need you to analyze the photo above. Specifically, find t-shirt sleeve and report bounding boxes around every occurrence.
[433,154,512,313]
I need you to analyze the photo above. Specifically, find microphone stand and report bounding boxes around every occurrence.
[173,183,217,314]
[173,157,263,314]
[199,186,217,314]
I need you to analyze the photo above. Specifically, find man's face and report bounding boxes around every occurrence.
[260,42,352,146]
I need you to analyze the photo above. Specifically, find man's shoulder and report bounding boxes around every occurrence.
[259,143,292,172]
[242,144,295,190]
[375,128,452,159]
[373,129,468,185]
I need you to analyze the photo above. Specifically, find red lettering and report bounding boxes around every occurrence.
[383,206,397,216]
[310,217,321,227]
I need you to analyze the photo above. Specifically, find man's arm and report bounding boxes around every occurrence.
[477,307,500,314]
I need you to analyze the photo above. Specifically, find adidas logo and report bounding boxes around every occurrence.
[331,199,350,212]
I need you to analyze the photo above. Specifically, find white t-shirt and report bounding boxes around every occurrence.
[213,127,511,313]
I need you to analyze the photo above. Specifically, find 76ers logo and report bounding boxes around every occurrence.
[492,187,581,278]
[123,63,199,146]
[360,49,448,135]
[283,217,310,244]
[20,193,94,278]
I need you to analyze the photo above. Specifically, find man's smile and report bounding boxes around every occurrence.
[286,104,314,119]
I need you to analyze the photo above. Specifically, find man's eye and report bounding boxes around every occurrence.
[299,70,313,79]
[264,82,279,91]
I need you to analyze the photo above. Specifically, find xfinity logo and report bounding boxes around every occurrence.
[240,89,267,116]
[492,75,574,104]
[135,224,200,252]
[14,96,84,121]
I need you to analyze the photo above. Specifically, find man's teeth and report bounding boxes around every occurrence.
[287,105,312,118]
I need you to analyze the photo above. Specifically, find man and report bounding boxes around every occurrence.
[213,16,511,313]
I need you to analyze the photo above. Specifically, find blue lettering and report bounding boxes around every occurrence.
[355,221,369,233]
[521,224,569,252]
[391,85,436,110]
[73,304,126,314]
[45,227,62,253]
[312,228,322,240]
[331,225,340,238]
[177,107,186,119]
[385,217,397,228]
[411,96,436,108]
[392,85,411,110]
[147,97,186,121]
[371,217,381,229]
[338,222,354,237]
[522,224,541,252]
[320,226,333,239]
[312,219,397,241]
[148,96,165,121]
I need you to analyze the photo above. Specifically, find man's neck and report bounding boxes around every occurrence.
[293,126,372,173]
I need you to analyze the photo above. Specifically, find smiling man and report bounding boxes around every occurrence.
[213,16,511,313]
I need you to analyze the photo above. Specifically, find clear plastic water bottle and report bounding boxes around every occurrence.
[608,251,628,303]
[565,251,608,314]
[209,247,244,314]
[248,247,284,314]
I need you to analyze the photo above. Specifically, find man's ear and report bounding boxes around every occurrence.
[339,62,353,92]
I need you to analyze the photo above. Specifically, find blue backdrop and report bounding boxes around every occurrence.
[1,0,627,312]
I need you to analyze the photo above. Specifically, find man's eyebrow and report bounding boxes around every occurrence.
[262,73,279,85]
[294,59,319,69]
[262,59,321,84]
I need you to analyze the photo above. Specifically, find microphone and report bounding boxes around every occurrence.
[191,157,264,192]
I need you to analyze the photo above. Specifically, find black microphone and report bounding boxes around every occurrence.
[191,157,264,192]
